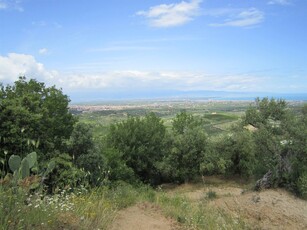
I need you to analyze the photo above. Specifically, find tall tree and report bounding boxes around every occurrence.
[0,77,76,162]
[162,112,208,182]
[108,113,166,184]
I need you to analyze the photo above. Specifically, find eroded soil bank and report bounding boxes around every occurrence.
[169,177,307,230]
[110,177,307,230]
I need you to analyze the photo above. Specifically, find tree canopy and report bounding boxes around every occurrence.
[0,77,76,161]
[107,113,166,185]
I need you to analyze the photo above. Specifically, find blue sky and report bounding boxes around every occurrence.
[0,0,306,101]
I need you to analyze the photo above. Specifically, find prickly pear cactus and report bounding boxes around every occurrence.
[26,152,37,168]
[20,158,30,179]
[8,155,21,172]
[6,152,55,190]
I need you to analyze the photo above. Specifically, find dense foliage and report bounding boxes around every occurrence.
[0,77,76,161]
[107,113,167,185]
[161,112,208,183]
[1,78,306,200]
[0,78,102,190]
[1,77,307,230]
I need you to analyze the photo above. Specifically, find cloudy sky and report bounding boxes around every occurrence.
[0,0,306,101]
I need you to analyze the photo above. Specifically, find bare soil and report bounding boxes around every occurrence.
[169,177,307,230]
[213,189,307,230]
[110,177,307,230]
[109,202,179,230]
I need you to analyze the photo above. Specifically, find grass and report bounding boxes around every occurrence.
[154,191,248,229]
[206,190,217,200]
[203,113,238,123]
[0,183,131,229]
[0,181,157,230]
[1,180,250,230]
[0,186,59,229]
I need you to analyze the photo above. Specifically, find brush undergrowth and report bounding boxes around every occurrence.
[0,182,144,230]
[154,191,248,230]
[1,181,248,230]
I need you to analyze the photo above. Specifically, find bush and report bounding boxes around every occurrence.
[103,148,137,184]
[206,190,217,199]
[76,152,107,186]
[46,152,86,192]
[297,172,307,199]
[200,139,232,176]
[107,113,166,185]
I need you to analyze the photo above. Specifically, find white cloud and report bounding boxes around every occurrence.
[38,48,48,55]
[0,0,23,11]
[0,53,57,84]
[268,0,291,5]
[0,1,7,9]
[32,21,63,29]
[55,71,264,93]
[209,8,264,27]
[0,53,266,94]
[137,0,202,27]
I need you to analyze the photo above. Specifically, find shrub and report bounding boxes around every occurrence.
[206,190,217,199]
[297,172,307,199]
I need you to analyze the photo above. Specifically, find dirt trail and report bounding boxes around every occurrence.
[109,202,178,230]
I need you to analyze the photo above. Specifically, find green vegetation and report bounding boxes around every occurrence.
[206,190,217,199]
[155,190,247,229]
[1,77,306,229]
[0,77,76,161]
[107,113,167,185]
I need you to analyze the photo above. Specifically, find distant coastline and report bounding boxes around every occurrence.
[69,90,307,104]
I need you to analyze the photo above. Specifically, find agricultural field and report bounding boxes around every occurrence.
[70,99,305,139]
[70,100,253,139]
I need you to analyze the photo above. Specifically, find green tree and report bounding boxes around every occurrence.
[107,113,166,185]
[68,122,106,186]
[162,112,208,182]
[68,123,94,160]
[0,77,76,163]
[243,97,287,129]
[242,98,307,191]
[103,148,136,183]
[172,111,203,134]
[46,152,85,192]
[284,104,307,195]
[228,130,256,177]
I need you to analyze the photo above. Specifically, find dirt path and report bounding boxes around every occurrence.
[109,202,178,230]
